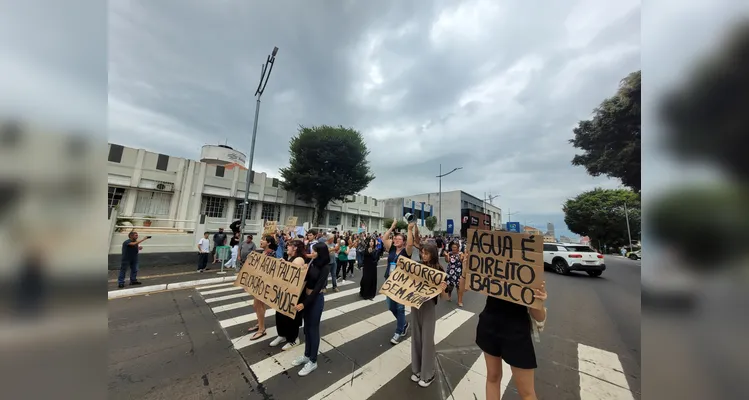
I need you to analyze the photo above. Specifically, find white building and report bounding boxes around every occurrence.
[381,190,501,236]
[382,197,437,234]
[107,143,384,265]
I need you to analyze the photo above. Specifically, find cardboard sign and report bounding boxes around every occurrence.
[285,216,298,228]
[234,251,308,318]
[263,220,278,235]
[464,228,544,310]
[379,256,447,309]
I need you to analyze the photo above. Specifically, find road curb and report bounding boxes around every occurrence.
[108,275,237,300]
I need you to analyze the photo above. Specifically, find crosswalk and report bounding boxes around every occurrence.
[195,276,638,399]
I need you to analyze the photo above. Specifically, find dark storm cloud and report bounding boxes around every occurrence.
[106,0,641,219]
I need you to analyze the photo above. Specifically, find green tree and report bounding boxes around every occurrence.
[660,23,749,185]
[382,218,407,231]
[280,125,375,225]
[425,216,437,231]
[563,188,641,250]
[650,185,749,266]
[570,71,641,192]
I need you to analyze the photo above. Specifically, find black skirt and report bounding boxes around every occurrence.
[475,303,537,369]
[276,311,302,342]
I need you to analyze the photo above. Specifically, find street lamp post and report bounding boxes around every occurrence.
[436,164,462,232]
[240,47,279,234]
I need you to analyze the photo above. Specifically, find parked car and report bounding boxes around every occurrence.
[627,250,641,260]
[543,243,606,277]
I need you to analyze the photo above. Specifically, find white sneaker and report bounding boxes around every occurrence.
[281,341,297,351]
[269,337,286,347]
[410,373,420,382]
[298,361,318,376]
[418,377,435,387]
[291,356,309,367]
[390,333,400,345]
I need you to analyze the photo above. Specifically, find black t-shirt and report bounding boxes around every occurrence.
[213,232,227,246]
[480,296,532,338]
[121,239,139,262]
[436,238,444,248]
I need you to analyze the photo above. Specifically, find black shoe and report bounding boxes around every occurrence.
[130,281,142,285]
[118,283,125,288]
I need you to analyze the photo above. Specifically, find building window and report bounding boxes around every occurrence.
[350,215,357,228]
[108,186,126,209]
[363,196,367,205]
[261,203,280,222]
[251,170,255,183]
[233,200,255,220]
[328,211,341,226]
[156,154,169,171]
[374,199,377,206]
[201,196,227,218]
[216,165,225,177]
[134,190,172,215]
[108,144,124,163]
[272,178,279,188]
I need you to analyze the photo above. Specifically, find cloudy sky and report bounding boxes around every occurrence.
[106,0,641,238]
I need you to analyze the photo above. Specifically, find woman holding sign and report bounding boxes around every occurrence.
[383,219,412,345]
[291,241,330,377]
[269,239,307,350]
[246,235,279,341]
[407,224,448,388]
[477,282,548,400]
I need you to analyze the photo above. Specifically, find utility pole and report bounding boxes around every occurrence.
[436,164,462,232]
[624,201,633,250]
[239,47,279,234]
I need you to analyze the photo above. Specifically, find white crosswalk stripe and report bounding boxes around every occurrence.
[308,309,474,399]
[196,275,637,400]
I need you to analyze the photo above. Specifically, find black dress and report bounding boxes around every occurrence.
[359,247,379,300]
[475,296,537,369]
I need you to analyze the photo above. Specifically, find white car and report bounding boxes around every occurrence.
[543,243,606,277]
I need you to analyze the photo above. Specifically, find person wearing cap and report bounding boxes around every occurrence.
[212,227,228,264]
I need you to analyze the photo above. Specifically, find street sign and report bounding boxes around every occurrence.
[506,222,520,233]
[446,219,454,235]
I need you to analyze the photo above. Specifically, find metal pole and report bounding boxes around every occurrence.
[438,164,442,233]
[624,201,633,250]
[239,98,261,233]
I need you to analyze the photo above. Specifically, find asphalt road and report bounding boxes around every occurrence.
[108,255,641,399]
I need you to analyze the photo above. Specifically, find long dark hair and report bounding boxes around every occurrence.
[286,239,307,262]
[419,242,444,272]
[311,241,330,267]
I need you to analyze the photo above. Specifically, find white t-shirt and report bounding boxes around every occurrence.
[198,238,210,253]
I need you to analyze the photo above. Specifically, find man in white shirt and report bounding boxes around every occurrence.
[197,232,211,272]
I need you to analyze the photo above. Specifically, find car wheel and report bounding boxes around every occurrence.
[629,254,637,260]
[553,259,570,275]
[587,271,602,277]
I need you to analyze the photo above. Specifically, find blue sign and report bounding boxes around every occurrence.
[506,222,520,233]
[446,219,454,235]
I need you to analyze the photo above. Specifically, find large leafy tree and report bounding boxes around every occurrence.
[563,188,641,250]
[425,216,437,231]
[570,71,641,192]
[280,125,375,225]
[382,218,407,231]
[660,23,749,184]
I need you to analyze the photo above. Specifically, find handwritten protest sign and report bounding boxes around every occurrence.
[263,220,278,236]
[380,256,447,309]
[464,228,544,309]
[285,216,298,228]
[234,251,307,318]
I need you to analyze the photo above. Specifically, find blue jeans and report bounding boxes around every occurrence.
[118,259,138,285]
[386,297,406,335]
[303,294,325,363]
[328,262,337,288]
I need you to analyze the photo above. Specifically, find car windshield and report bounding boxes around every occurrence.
[565,246,595,252]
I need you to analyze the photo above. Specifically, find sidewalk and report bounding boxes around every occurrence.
[109,258,389,300]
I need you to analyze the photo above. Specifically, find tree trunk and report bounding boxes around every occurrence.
[315,201,328,226]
